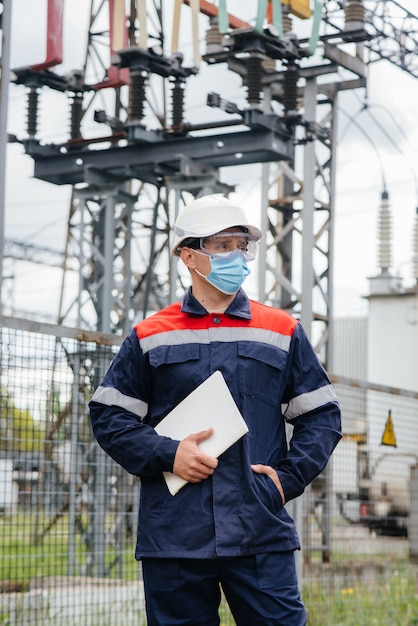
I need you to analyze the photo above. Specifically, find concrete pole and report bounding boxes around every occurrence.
[297,77,318,580]
[0,0,12,313]
[300,76,317,338]
[170,187,182,303]
[322,91,339,563]
[258,163,269,303]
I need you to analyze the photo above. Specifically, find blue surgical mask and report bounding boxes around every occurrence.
[195,249,250,294]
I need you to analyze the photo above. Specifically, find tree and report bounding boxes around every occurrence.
[0,387,44,452]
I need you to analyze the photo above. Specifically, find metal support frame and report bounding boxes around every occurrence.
[59,185,136,335]
[23,121,292,186]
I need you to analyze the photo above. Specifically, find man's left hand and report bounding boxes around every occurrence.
[251,464,285,504]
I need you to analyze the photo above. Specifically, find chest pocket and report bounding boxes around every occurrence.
[148,343,203,414]
[238,342,287,407]
[149,343,200,368]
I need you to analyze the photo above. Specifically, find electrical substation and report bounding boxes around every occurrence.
[1,3,418,621]
[2,0,417,352]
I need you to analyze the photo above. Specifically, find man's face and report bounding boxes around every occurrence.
[179,227,257,289]
[200,228,257,261]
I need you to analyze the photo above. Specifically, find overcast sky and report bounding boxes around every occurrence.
[3,0,418,321]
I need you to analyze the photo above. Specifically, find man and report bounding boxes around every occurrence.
[89,194,342,626]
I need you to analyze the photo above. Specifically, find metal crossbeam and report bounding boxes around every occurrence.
[24,127,292,186]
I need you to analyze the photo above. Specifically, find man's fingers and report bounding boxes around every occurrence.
[251,464,285,504]
[189,429,218,469]
[172,429,218,482]
[193,428,214,444]
[251,463,266,474]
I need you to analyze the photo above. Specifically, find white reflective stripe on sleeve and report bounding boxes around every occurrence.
[281,384,337,421]
[91,385,148,419]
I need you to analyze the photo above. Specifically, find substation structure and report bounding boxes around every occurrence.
[2,0,418,573]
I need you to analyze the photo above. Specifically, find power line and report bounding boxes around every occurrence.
[4,239,64,267]
[338,105,388,192]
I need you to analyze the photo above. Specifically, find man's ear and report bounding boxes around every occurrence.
[179,247,196,269]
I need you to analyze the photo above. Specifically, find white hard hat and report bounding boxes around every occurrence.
[171,194,262,256]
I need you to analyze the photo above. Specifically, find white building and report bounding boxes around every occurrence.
[332,192,418,535]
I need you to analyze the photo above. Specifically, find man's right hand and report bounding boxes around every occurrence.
[173,428,218,483]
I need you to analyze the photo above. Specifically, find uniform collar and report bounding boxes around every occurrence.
[181,287,252,320]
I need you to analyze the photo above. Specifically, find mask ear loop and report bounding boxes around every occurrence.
[191,249,211,281]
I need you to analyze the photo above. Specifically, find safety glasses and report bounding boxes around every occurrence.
[200,232,259,261]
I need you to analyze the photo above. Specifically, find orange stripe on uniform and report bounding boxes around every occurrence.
[135,300,297,341]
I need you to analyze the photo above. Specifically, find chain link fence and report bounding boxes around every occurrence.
[1,316,417,625]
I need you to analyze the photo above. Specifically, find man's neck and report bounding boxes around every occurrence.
[190,284,235,314]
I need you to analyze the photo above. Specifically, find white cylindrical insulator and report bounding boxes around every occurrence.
[378,191,392,273]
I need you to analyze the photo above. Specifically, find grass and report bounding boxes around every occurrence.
[301,567,418,625]
[2,513,418,625]
[217,562,418,625]
[0,512,138,586]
